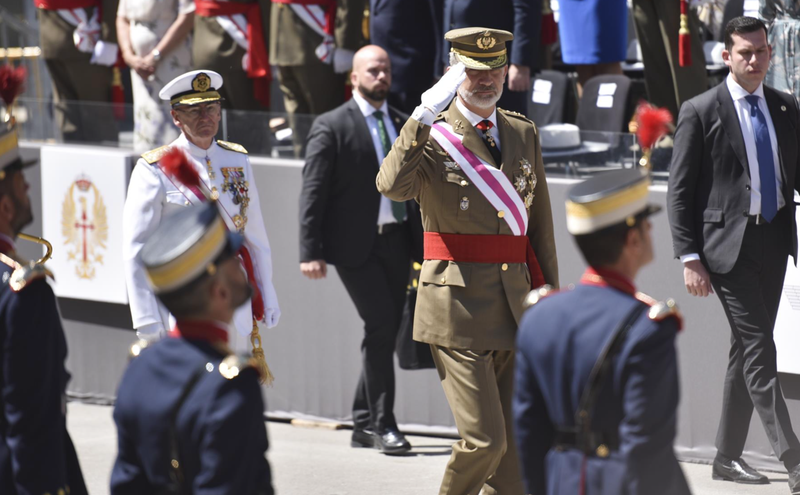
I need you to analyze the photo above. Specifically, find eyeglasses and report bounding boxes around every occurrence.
[176,103,222,119]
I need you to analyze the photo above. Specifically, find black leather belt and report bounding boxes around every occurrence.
[554,429,619,458]
[747,207,785,225]
[747,213,769,225]
[377,222,405,235]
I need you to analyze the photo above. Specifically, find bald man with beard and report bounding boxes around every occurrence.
[299,46,422,454]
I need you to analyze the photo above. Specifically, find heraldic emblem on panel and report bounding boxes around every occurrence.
[62,175,108,279]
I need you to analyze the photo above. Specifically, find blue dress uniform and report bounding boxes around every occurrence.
[0,126,87,495]
[110,323,273,494]
[513,169,691,495]
[111,202,273,494]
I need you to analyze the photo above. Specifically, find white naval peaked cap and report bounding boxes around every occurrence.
[159,70,224,107]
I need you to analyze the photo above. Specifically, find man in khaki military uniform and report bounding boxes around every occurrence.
[377,27,559,495]
[36,0,120,143]
[270,0,364,157]
[192,0,271,153]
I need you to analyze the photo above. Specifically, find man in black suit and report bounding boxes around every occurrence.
[442,0,542,115]
[369,0,444,114]
[669,16,800,492]
[299,45,419,454]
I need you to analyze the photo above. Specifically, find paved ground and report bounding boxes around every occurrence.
[69,402,792,494]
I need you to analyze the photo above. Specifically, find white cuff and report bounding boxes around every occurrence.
[680,253,701,263]
[411,105,434,126]
[136,322,165,342]
[91,40,119,66]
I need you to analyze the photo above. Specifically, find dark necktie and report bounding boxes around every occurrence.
[476,119,502,166]
[744,95,778,222]
[373,110,405,222]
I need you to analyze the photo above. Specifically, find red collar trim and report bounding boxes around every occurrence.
[169,319,229,343]
[0,234,15,255]
[580,267,636,296]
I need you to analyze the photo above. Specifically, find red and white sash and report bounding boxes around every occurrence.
[430,122,529,236]
[56,7,100,53]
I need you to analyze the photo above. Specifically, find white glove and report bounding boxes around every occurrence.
[332,48,354,74]
[265,307,280,329]
[412,62,467,124]
[136,322,165,343]
[91,40,119,66]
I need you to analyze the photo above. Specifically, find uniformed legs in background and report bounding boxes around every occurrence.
[39,10,118,144]
[277,62,346,158]
[631,0,708,119]
[192,12,272,154]
[431,347,523,495]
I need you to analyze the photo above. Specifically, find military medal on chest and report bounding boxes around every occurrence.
[519,158,537,209]
[221,167,250,232]
[203,154,220,200]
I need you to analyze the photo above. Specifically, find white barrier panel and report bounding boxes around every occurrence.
[41,145,131,304]
[776,198,800,374]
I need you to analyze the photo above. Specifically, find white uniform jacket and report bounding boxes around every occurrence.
[122,134,280,349]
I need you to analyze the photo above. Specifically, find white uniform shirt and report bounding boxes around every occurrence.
[122,133,280,351]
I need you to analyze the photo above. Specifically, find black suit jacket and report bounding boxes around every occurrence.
[299,98,422,267]
[370,0,443,114]
[668,81,800,274]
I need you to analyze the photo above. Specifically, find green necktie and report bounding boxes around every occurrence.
[374,110,405,222]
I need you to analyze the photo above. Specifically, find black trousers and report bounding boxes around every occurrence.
[335,225,411,433]
[711,208,800,464]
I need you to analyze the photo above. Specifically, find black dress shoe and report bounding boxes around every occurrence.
[350,429,376,448]
[789,463,800,494]
[712,456,769,484]
[374,428,411,454]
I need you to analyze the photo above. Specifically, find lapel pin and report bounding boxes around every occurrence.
[782,105,787,112]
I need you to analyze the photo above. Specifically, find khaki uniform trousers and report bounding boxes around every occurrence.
[431,345,524,495]
[632,0,708,119]
[276,60,345,158]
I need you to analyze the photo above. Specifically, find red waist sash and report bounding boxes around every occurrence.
[194,0,271,107]
[35,0,98,9]
[423,232,545,289]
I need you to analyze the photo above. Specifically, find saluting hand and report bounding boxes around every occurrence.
[684,260,714,297]
[419,62,467,116]
[300,260,328,280]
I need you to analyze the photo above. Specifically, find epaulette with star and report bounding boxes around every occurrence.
[523,284,557,309]
[498,107,534,124]
[218,354,261,381]
[635,292,683,331]
[0,253,51,292]
[216,140,248,154]
[141,145,171,164]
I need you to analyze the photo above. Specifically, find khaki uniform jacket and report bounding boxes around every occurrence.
[269,0,364,66]
[192,0,271,72]
[38,0,119,60]
[377,101,559,350]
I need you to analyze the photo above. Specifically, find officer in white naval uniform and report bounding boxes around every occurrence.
[123,70,280,354]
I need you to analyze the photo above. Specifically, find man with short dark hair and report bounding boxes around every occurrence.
[0,124,88,495]
[669,15,800,491]
[299,45,419,454]
[514,168,689,495]
[111,202,274,493]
